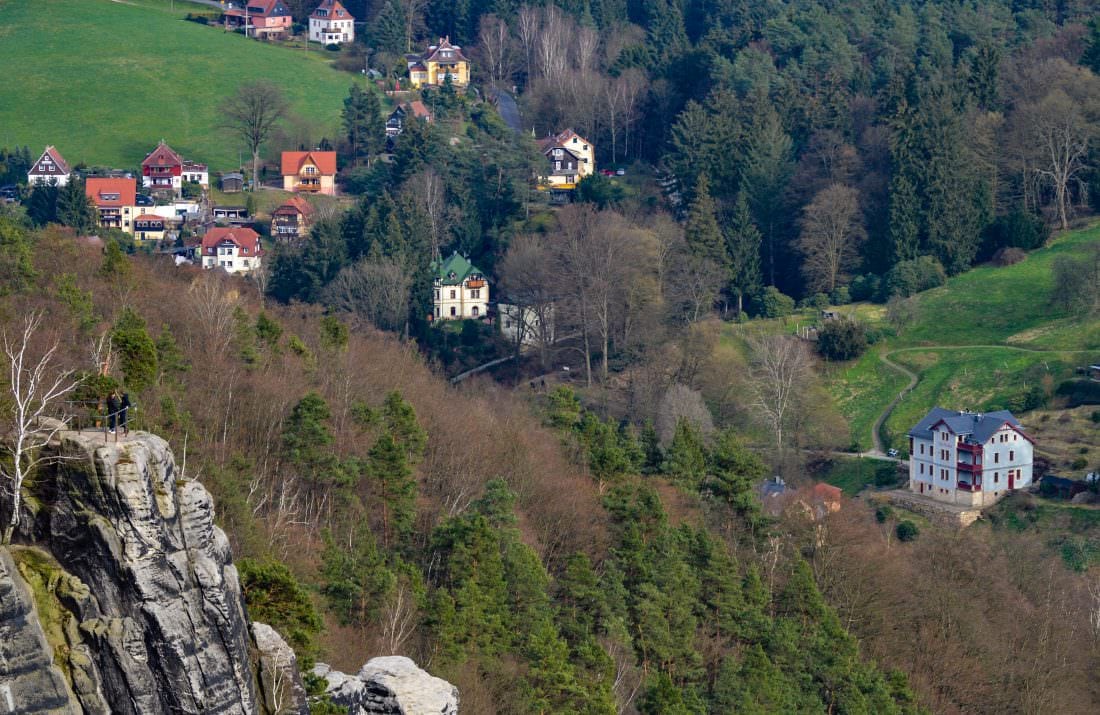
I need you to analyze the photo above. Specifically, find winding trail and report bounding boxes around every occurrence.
[868,343,1097,455]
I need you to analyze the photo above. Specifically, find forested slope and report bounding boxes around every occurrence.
[0,218,925,712]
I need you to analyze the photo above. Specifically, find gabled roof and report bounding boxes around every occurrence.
[29,146,71,175]
[909,407,1031,444]
[142,141,183,169]
[224,0,288,18]
[280,151,337,176]
[273,195,315,217]
[813,482,842,503]
[423,37,468,64]
[537,128,591,155]
[433,252,485,286]
[202,227,261,254]
[85,177,136,207]
[310,0,353,20]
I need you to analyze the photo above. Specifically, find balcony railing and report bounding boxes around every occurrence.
[957,481,982,492]
[957,461,981,472]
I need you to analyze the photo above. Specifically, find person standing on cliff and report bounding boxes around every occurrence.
[106,390,121,434]
[120,392,131,436]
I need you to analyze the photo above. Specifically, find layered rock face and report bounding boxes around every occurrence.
[314,657,460,715]
[2,430,256,714]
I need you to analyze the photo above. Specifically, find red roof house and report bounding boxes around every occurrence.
[280,151,337,195]
[201,227,263,275]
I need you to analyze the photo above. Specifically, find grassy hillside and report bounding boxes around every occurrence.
[0,0,355,171]
[831,223,1100,450]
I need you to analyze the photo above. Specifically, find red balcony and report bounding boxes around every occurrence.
[958,442,982,454]
[957,481,981,492]
[957,461,981,473]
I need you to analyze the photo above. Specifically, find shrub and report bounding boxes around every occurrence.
[831,286,851,305]
[755,286,795,318]
[816,320,869,361]
[991,247,1026,266]
[896,520,920,542]
[1072,457,1088,470]
[326,43,341,52]
[979,210,1049,261]
[1055,379,1100,407]
[875,505,893,523]
[849,274,881,302]
[873,462,899,487]
[1091,411,1100,423]
[883,256,946,298]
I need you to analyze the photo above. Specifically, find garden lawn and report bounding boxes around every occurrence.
[0,0,358,172]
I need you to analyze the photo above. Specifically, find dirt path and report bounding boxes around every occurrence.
[868,343,1096,455]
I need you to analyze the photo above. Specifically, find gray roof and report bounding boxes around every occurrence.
[908,407,1021,443]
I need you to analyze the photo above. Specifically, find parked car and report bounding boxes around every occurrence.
[0,185,18,203]
[887,448,899,458]
[600,169,615,177]
[135,194,154,206]
[615,168,626,176]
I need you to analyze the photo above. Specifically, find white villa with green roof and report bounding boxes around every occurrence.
[432,252,489,321]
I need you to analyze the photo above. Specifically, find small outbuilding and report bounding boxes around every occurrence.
[221,173,244,193]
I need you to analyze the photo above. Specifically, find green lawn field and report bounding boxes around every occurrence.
[0,0,359,172]
[829,223,1100,449]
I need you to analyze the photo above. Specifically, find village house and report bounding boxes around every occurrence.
[386,101,432,137]
[27,146,71,186]
[141,141,208,196]
[133,214,168,242]
[200,226,262,274]
[406,37,470,88]
[281,151,337,195]
[498,302,554,347]
[432,252,489,320]
[908,407,1034,508]
[85,177,137,234]
[309,0,354,45]
[222,0,292,39]
[537,129,595,190]
[271,195,315,242]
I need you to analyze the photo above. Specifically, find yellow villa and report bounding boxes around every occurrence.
[406,37,470,88]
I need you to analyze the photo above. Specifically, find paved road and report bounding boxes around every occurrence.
[491,88,523,134]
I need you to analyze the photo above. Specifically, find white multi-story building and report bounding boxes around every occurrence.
[200,227,263,275]
[432,252,488,320]
[309,0,354,45]
[908,407,1033,507]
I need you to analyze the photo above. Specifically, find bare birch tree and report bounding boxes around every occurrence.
[2,312,78,544]
[500,234,561,369]
[1020,89,1094,231]
[221,81,288,191]
[746,334,812,464]
[477,14,517,86]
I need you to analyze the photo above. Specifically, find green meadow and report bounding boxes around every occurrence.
[830,223,1100,450]
[0,0,358,171]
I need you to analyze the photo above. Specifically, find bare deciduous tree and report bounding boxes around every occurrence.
[797,183,865,294]
[746,334,812,464]
[477,14,517,86]
[324,258,411,332]
[499,234,560,369]
[2,312,78,544]
[221,81,288,191]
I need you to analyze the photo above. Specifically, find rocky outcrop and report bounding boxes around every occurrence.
[313,657,460,715]
[2,430,258,714]
[253,621,309,715]
[0,548,80,715]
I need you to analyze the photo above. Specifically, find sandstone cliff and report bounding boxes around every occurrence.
[0,427,458,715]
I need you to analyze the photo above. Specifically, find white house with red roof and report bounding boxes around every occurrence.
[201,227,263,274]
[908,408,1034,507]
[85,177,137,234]
[222,0,292,39]
[141,141,208,196]
[536,129,595,190]
[28,146,72,187]
[309,0,354,45]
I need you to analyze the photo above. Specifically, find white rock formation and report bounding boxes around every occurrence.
[313,656,460,714]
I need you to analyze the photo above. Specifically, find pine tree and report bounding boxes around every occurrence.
[26,184,58,227]
[639,420,663,474]
[365,433,416,548]
[741,108,794,285]
[55,178,97,235]
[382,391,427,460]
[111,307,158,393]
[342,85,382,168]
[888,172,921,263]
[662,419,707,486]
[726,192,763,314]
[684,174,729,269]
[1084,19,1100,74]
[320,526,395,626]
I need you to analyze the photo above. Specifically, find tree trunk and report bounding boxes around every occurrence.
[252,150,261,192]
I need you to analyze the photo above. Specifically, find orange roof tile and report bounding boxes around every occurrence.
[280,151,337,176]
[85,178,137,208]
[202,227,261,254]
[274,195,315,217]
